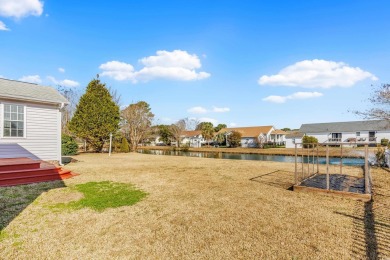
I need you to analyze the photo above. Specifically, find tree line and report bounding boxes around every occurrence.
[60,77,235,154]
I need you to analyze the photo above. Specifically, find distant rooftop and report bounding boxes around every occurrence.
[0,78,69,105]
[300,120,390,133]
[218,126,274,138]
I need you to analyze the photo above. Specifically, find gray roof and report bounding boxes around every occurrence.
[285,131,304,139]
[0,78,69,105]
[300,120,390,133]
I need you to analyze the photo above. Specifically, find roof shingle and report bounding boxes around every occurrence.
[0,78,68,105]
[218,126,274,138]
[299,120,390,133]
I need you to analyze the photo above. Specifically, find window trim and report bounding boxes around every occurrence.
[1,103,27,139]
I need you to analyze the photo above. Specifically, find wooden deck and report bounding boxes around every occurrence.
[0,157,77,186]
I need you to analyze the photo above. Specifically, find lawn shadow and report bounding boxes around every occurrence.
[0,180,66,231]
[335,197,390,259]
[250,170,295,190]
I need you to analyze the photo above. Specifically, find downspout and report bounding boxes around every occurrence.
[58,102,65,165]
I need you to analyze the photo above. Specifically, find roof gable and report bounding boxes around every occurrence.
[285,131,304,139]
[218,126,274,138]
[181,130,202,137]
[300,120,390,133]
[270,129,288,135]
[0,78,69,105]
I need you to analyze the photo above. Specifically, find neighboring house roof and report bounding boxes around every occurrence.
[285,131,304,139]
[270,129,288,135]
[299,120,390,133]
[0,78,69,105]
[181,130,202,137]
[219,126,274,138]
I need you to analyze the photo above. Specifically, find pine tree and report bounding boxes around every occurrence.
[69,78,120,152]
[120,137,130,153]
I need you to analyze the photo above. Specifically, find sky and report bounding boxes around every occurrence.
[1,0,389,129]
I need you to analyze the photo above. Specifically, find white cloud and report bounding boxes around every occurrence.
[212,106,230,113]
[140,50,201,69]
[135,66,209,82]
[262,95,287,104]
[47,76,80,87]
[187,106,231,114]
[187,106,208,114]
[58,67,65,73]
[258,59,378,88]
[0,20,9,30]
[0,0,43,18]
[198,117,218,125]
[99,50,210,83]
[99,61,135,81]
[229,123,237,127]
[262,91,323,104]
[19,75,41,84]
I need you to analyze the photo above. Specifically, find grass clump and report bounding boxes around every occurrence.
[54,181,147,212]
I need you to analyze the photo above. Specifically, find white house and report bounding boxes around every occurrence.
[285,131,304,148]
[219,126,287,148]
[0,78,68,163]
[180,130,205,147]
[269,129,287,145]
[299,120,390,145]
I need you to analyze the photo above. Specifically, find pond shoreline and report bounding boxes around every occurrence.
[139,146,375,159]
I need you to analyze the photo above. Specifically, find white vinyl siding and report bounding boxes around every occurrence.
[0,101,61,161]
[305,131,390,144]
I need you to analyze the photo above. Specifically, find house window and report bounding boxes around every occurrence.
[3,104,24,137]
[331,133,342,142]
[356,132,360,137]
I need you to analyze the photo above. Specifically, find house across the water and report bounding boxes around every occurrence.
[285,131,304,148]
[181,130,205,147]
[299,120,390,145]
[218,126,287,148]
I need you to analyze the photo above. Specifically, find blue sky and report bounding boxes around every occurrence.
[1,1,389,129]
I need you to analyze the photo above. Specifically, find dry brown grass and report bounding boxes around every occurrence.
[0,153,388,259]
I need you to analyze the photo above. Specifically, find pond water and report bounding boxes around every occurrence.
[138,149,366,166]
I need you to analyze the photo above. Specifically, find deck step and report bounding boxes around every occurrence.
[0,170,76,187]
[0,167,62,179]
[0,157,41,171]
[0,157,77,187]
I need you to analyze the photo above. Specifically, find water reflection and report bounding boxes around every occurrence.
[138,149,365,166]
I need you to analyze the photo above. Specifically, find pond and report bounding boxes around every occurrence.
[138,149,366,166]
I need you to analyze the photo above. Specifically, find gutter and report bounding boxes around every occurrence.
[0,94,69,106]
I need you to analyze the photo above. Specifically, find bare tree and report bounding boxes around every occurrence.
[169,118,199,147]
[354,84,390,120]
[253,134,265,148]
[57,86,80,134]
[108,86,121,106]
[170,119,186,147]
[122,101,154,152]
